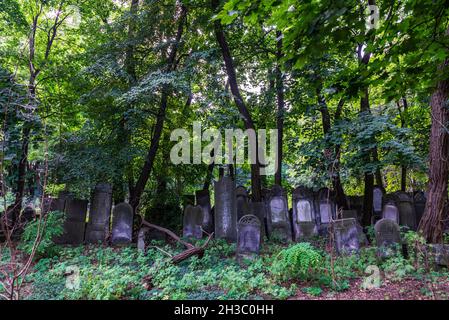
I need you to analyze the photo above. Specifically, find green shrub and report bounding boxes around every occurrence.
[270,243,323,281]
[19,211,64,258]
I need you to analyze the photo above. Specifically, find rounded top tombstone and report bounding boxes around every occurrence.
[374,218,401,247]
[292,186,313,200]
[236,186,248,198]
[238,214,261,227]
[94,182,112,194]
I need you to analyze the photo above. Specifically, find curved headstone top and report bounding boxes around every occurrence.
[236,186,249,198]
[94,182,113,194]
[111,202,133,245]
[270,185,285,197]
[238,214,261,227]
[292,186,313,201]
[374,218,401,247]
[394,191,412,202]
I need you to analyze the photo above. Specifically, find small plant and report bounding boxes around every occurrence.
[302,286,322,297]
[271,243,323,281]
[19,211,64,258]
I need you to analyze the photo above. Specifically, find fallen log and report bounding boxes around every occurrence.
[140,218,214,264]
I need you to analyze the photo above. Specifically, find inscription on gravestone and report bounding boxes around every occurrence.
[195,190,213,234]
[214,177,237,242]
[237,215,261,259]
[85,183,113,243]
[183,205,203,239]
[111,202,134,245]
[382,200,399,224]
[374,218,401,259]
[292,187,317,241]
[333,218,360,255]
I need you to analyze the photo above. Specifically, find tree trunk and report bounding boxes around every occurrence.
[129,4,187,211]
[397,97,408,191]
[274,31,284,186]
[419,55,449,243]
[211,0,262,201]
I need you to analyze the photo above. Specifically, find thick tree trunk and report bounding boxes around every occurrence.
[419,56,449,243]
[397,97,408,191]
[274,31,284,186]
[211,0,262,201]
[129,4,187,211]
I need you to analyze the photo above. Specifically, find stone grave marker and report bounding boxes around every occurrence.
[316,188,336,235]
[249,201,267,239]
[373,186,384,218]
[382,199,399,224]
[236,215,261,260]
[236,186,250,221]
[214,177,237,242]
[413,191,426,226]
[395,191,417,230]
[195,189,213,233]
[374,218,402,259]
[333,218,360,255]
[111,202,134,245]
[261,188,272,236]
[85,183,113,244]
[292,187,317,241]
[183,205,203,239]
[268,185,292,242]
[62,198,88,245]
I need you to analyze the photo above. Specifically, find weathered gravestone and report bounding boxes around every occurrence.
[374,218,402,259]
[62,198,88,245]
[183,205,203,239]
[291,187,318,241]
[111,202,134,245]
[248,202,267,239]
[236,186,250,221]
[316,188,336,235]
[413,191,426,226]
[429,244,449,267]
[261,188,272,235]
[382,199,399,224]
[268,185,291,242]
[333,218,360,255]
[372,186,385,221]
[137,227,149,252]
[214,177,237,241]
[195,190,213,233]
[237,215,261,260]
[394,192,417,230]
[85,183,113,243]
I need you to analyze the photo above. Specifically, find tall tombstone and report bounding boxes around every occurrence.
[268,185,291,242]
[111,202,134,245]
[85,183,113,244]
[413,191,426,226]
[374,218,402,259]
[214,177,237,242]
[195,190,213,234]
[236,215,261,260]
[394,191,417,230]
[183,205,203,239]
[316,188,336,235]
[333,218,360,255]
[291,187,318,241]
[236,186,250,221]
[382,199,399,224]
[261,188,272,236]
[372,186,385,219]
[62,198,88,245]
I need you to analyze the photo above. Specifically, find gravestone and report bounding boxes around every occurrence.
[317,188,336,235]
[111,202,134,245]
[214,177,237,242]
[268,185,291,242]
[373,186,384,218]
[182,195,195,207]
[292,187,317,241]
[183,205,203,239]
[430,244,449,267]
[195,190,213,233]
[382,200,399,224]
[261,188,272,236]
[236,215,261,260]
[395,191,417,230]
[347,196,363,217]
[85,183,113,243]
[333,218,360,255]
[137,227,149,252]
[413,191,426,226]
[374,218,402,259]
[249,202,267,238]
[236,186,250,221]
[62,198,88,245]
